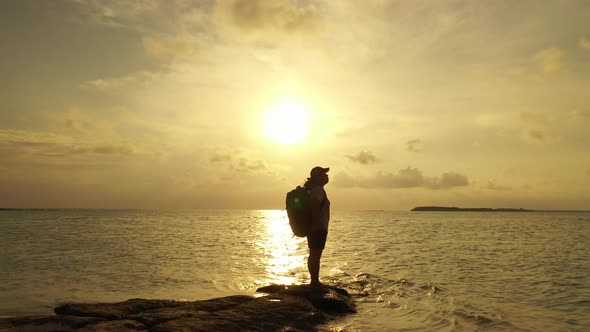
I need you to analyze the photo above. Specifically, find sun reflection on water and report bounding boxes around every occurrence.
[256,210,307,286]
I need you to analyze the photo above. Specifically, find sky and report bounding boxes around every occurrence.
[1,0,589,210]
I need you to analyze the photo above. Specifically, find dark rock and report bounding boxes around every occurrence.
[0,314,105,332]
[150,295,325,332]
[256,284,356,313]
[77,319,147,331]
[0,284,355,331]
[54,298,187,319]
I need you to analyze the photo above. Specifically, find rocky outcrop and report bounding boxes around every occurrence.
[0,284,355,331]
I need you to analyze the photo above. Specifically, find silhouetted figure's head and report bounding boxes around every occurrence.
[305,166,329,189]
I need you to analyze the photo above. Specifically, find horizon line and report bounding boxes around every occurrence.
[1,207,590,213]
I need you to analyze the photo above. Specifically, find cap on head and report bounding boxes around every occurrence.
[310,166,329,178]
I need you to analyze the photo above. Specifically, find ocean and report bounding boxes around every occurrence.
[1,209,589,331]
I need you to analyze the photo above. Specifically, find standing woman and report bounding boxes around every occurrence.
[304,166,331,288]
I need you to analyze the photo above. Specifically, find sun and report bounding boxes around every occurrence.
[263,97,309,144]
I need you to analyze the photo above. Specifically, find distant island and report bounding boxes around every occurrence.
[411,206,535,212]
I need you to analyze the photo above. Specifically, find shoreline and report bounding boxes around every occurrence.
[0,284,355,332]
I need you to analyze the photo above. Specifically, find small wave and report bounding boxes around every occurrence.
[455,310,527,331]
[324,272,530,331]
[324,272,379,296]
[570,299,590,307]
[418,282,444,294]
[454,309,497,325]
[325,272,448,307]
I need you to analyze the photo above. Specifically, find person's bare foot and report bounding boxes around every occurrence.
[309,282,327,289]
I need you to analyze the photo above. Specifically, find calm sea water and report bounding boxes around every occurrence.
[1,209,589,331]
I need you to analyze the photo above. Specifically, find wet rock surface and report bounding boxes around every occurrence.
[0,285,355,331]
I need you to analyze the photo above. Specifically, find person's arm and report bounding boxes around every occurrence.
[310,188,325,231]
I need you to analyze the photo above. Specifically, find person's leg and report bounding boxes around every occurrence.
[308,248,323,287]
[307,229,328,287]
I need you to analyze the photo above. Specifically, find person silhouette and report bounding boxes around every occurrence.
[303,166,331,288]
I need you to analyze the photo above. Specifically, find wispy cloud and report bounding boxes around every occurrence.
[208,148,269,175]
[519,111,547,124]
[143,35,198,59]
[569,110,590,120]
[0,129,135,157]
[580,36,590,50]
[233,157,267,173]
[73,0,212,35]
[210,151,232,163]
[214,0,321,42]
[82,71,157,93]
[525,129,545,142]
[487,181,511,191]
[534,47,564,74]
[0,130,70,148]
[74,145,135,155]
[406,139,422,153]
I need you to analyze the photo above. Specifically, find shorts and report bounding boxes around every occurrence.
[307,228,328,250]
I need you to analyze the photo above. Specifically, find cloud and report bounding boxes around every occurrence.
[534,47,564,74]
[406,139,422,152]
[332,172,357,188]
[333,167,469,189]
[143,35,197,59]
[374,167,424,188]
[210,152,232,162]
[74,145,135,155]
[487,181,511,191]
[346,150,377,164]
[580,36,590,50]
[46,107,140,142]
[71,1,214,66]
[58,107,94,133]
[234,157,266,173]
[0,130,68,147]
[0,131,77,158]
[438,172,470,188]
[73,0,163,32]
[215,0,320,41]
[0,129,135,158]
[208,149,268,175]
[519,111,547,124]
[77,0,160,18]
[526,129,545,141]
[82,71,157,93]
[569,110,590,120]
[65,119,80,131]
[74,0,212,36]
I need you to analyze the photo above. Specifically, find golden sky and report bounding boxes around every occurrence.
[1,0,589,210]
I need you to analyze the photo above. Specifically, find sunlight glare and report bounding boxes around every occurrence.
[259,210,306,285]
[263,98,309,144]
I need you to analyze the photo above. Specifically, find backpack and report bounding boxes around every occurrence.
[285,186,326,237]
